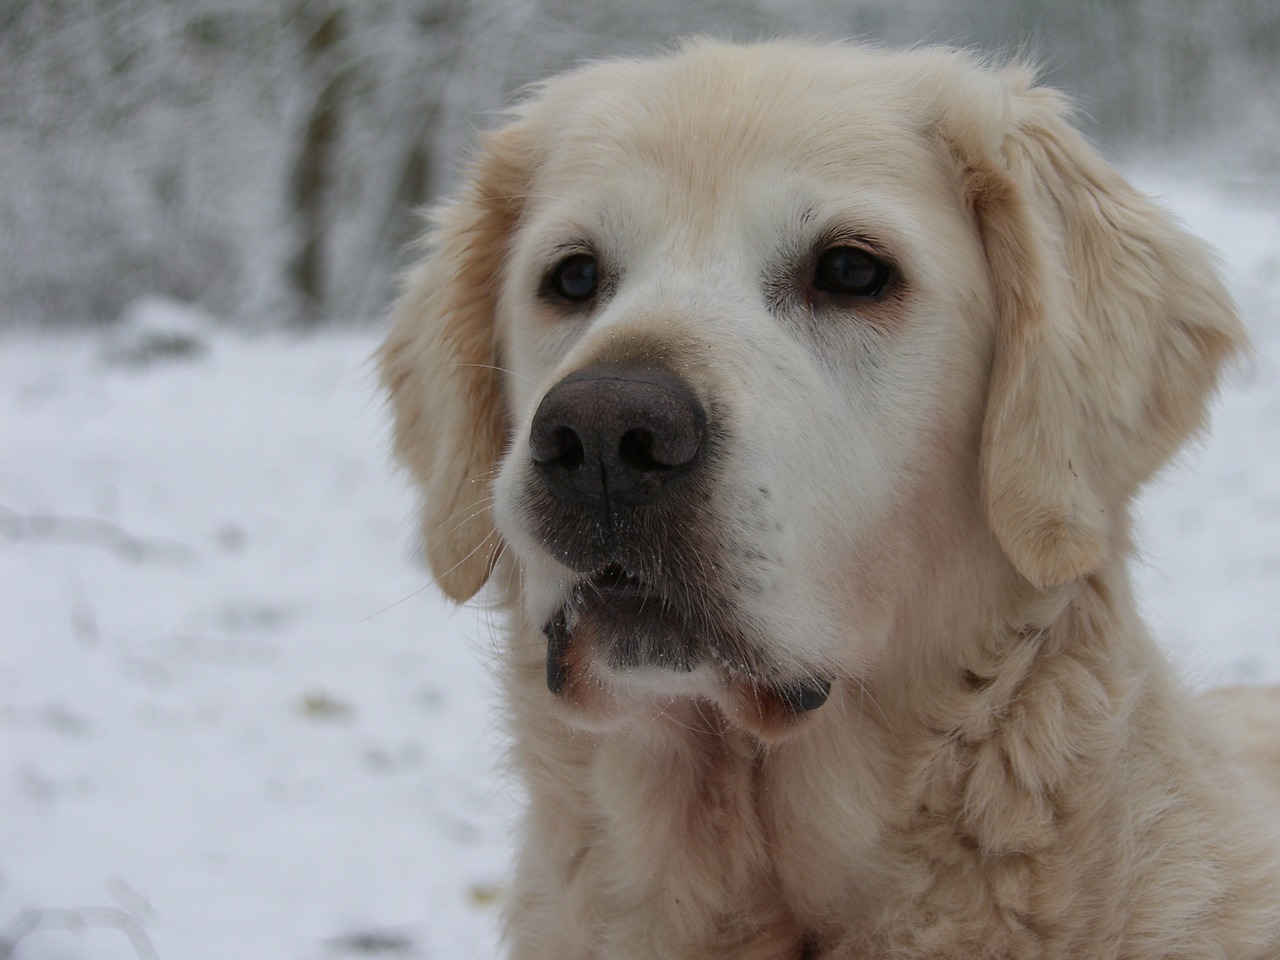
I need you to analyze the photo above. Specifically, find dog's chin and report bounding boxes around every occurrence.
[540,565,832,743]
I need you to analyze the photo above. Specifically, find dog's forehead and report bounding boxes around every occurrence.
[524,45,948,199]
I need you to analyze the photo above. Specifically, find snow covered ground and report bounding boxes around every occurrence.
[2,172,1278,959]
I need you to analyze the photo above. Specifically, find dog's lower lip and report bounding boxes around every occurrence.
[777,677,832,713]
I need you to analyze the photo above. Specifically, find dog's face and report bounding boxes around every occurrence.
[382,41,1241,741]
[491,54,998,734]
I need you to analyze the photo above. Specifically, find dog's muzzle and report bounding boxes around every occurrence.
[523,363,831,721]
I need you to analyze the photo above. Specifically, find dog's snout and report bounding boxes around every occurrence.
[530,365,705,507]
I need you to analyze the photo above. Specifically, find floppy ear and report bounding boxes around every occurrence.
[950,73,1245,589]
[379,124,531,602]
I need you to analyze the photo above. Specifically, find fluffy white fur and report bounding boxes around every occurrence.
[381,39,1280,959]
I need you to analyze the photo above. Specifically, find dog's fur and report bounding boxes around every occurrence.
[381,40,1280,959]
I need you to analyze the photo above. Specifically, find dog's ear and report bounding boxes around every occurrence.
[947,71,1244,589]
[379,123,531,602]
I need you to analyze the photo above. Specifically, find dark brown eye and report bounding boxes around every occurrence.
[546,254,599,303]
[813,247,890,299]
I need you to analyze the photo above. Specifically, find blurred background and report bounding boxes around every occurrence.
[3,0,1279,330]
[3,4,1279,959]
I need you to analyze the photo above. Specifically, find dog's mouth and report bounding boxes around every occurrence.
[541,561,832,733]
[588,562,648,601]
[542,562,699,681]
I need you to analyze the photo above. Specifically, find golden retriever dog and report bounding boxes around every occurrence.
[380,39,1280,959]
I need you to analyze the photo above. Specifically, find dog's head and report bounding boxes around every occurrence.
[381,40,1242,740]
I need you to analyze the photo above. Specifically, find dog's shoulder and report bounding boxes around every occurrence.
[1202,685,1280,802]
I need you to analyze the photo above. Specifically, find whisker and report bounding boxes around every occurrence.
[361,581,438,621]
[455,362,540,388]
[431,494,499,544]
[433,524,503,586]
[853,676,896,742]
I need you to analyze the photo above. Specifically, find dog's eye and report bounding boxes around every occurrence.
[813,247,890,299]
[546,254,599,303]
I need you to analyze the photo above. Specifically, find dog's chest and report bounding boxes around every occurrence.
[581,710,890,945]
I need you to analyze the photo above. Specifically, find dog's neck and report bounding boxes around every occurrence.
[497,558,1179,953]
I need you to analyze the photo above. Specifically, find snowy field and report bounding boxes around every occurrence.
[2,172,1278,959]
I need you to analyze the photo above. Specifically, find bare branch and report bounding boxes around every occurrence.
[0,504,196,565]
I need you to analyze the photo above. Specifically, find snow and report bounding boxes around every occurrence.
[2,325,512,959]
[1127,171,1280,687]
[2,174,1278,959]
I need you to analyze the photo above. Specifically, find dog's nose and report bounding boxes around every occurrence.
[530,365,705,508]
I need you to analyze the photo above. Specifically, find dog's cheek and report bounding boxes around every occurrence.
[491,458,573,624]
[703,385,879,671]
[786,480,916,676]
[822,525,904,671]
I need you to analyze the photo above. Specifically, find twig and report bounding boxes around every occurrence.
[0,504,196,565]
[0,906,160,960]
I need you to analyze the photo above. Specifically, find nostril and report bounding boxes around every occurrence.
[619,407,702,470]
[618,429,659,471]
[533,424,585,468]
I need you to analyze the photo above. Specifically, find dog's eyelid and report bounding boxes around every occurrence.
[813,229,897,267]
[537,240,597,275]
[547,237,596,258]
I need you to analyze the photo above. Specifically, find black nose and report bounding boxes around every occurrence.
[530,364,705,508]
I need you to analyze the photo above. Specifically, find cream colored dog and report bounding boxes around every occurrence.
[381,39,1280,959]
